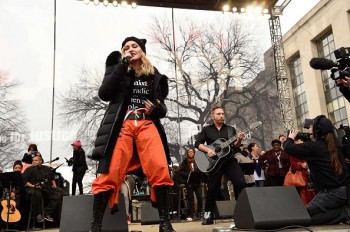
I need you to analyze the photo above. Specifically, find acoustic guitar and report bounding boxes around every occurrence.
[195,121,262,175]
[1,190,21,223]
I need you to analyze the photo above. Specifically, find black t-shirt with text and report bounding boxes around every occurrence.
[128,76,151,111]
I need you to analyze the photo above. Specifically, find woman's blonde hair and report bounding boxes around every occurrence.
[121,50,154,77]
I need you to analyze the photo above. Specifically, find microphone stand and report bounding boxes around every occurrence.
[52,163,64,172]
[95,160,98,178]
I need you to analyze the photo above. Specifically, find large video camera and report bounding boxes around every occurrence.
[287,119,313,142]
[334,124,350,164]
[309,47,350,82]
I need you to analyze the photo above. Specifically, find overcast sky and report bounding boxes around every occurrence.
[278,0,320,34]
[0,0,320,180]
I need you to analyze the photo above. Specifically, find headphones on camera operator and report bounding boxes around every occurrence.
[312,115,330,139]
[302,114,336,139]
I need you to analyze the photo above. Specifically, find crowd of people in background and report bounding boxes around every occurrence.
[167,107,321,226]
[170,139,313,223]
[170,114,350,227]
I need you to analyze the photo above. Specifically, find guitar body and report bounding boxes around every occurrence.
[195,138,232,175]
[194,121,262,175]
[1,199,21,223]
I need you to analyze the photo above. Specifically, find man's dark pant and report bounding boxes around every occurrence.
[266,175,284,186]
[72,171,86,195]
[27,186,63,217]
[187,184,203,216]
[204,158,246,212]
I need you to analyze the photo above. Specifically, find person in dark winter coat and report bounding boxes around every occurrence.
[89,36,175,232]
[178,148,203,221]
[259,139,290,186]
[68,140,88,195]
[284,115,350,225]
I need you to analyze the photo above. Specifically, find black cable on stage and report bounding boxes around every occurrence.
[231,225,314,232]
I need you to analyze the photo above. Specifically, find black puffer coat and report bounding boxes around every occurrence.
[92,51,170,173]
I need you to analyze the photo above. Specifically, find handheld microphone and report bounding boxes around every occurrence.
[121,55,132,65]
[309,57,337,70]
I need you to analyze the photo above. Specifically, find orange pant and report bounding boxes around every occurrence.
[92,119,173,208]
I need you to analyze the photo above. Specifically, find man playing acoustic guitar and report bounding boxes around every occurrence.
[195,106,246,225]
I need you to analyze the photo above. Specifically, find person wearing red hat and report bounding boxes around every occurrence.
[89,36,175,232]
[68,140,88,195]
[285,115,350,225]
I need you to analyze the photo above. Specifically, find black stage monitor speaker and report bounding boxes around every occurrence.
[60,194,128,232]
[141,202,160,225]
[233,186,311,229]
[215,200,236,219]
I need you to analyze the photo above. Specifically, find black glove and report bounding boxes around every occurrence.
[105,51,122,67]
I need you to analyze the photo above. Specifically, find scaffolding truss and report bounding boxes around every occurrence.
[269,15,294,129]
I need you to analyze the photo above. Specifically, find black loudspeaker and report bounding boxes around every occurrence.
[60,194,128,232]
[233,186,311,229]
[141,202,159,225]
[215,200,236,219]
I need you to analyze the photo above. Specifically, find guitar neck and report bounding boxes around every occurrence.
[221,127,253,149]
[223,135,237,148]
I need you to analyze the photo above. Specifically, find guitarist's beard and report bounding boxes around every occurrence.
[215,118,224,125]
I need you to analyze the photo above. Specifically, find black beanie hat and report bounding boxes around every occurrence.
[313,115,334,137]
[121,36,147,54]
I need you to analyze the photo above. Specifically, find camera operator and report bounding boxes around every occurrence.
[335,76,350,102]
[22,155,63,223]
[284,115,350,225]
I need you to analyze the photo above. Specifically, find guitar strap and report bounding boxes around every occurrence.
[227,126,235,157]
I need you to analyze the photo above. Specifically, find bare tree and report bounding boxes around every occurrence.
[147,15,281,154]
[0,71,28,168]
[224,69,284,150]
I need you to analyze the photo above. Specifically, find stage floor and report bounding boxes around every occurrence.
[38,220,350,232]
